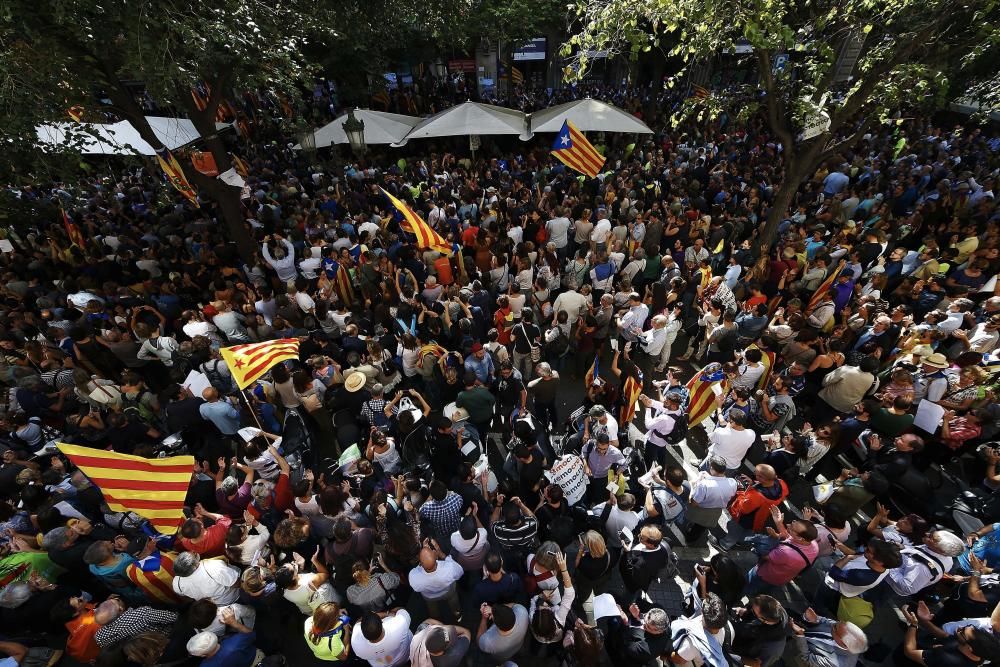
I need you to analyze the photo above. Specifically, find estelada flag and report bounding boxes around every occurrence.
[686,363,727,428]
[155,147,199,207]
[57,443,194,534]
[619,370,643,425]
[220,338,300,390]
[806,266,839,313]
[551,119,606,179]
[61,208,86,248]
[379,186,453,255]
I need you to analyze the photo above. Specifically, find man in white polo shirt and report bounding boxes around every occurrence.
[409,538,464,622]
[703,410,756,476]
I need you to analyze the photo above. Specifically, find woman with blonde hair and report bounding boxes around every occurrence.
[573,531,613,624]
[346,558,401,612]
[303,601,351,661]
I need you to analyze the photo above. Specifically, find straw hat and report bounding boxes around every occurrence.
[344,372,367,392]
[922,353,949,369]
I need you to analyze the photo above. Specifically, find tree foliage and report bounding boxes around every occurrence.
[564,0,1000,253]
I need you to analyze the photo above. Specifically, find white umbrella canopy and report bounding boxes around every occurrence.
[394,101,530,146]
[528,98,653,135]
[296,109,422,149]
[35,117,230,155]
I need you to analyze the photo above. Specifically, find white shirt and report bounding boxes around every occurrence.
[590,219,612,243]
[823,556,890,598]
[707,426,756,470]
[640,326,668,357]
[183,321,218,340]
[689,472,738,509]
[939,311,965,334]
[887,546,953,596]
[618,304,649,341]
[733,363,765,391]
[546,217,571,247]
[294,291,316,313]
[172,561,241,605]
[409,556,464,599]
[299,256,322,279]
[591,503,640,548]
[644,411,677,449]
[351,609,412,666]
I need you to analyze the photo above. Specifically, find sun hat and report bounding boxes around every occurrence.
[344,372,367,392]
[922,353,949,369]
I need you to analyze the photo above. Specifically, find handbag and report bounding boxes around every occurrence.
[837,595,874,628]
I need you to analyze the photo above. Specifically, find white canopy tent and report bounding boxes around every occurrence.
[393,101,530,146]
[528,99,653,135]
[35,117,230,156]
[294,109,422,149]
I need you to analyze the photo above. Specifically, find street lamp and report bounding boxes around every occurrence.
[342,108,367,156]
[298,129,317,154]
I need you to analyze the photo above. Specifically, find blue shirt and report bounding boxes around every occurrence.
[199,400,241,435]
[202,631,258,667]
[464,354,495,385]
[957,523,1000,573]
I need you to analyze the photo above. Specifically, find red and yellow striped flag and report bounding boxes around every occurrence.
[61,208,86,248]
[220,338,300,389]
[746,343,775,391]
[231,153,250,178]
[56,443,194,534]
[806,267,839,314]
[67,106,84,122]
[511,67,524,85]
[691,84,710,99]
[686,363,727,428]
[619,371,643,425]
[155,147,199,207]
[551,120,606,179]
[379,187,453,255]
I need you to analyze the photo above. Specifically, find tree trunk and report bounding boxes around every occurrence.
[186,111,256,264]
[748,158,805,281]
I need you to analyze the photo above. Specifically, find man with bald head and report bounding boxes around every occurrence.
[198,386,241,436]
[716,463,790,551]
[408,537,465,622]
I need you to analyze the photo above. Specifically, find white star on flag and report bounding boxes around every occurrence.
[560,134,570,146]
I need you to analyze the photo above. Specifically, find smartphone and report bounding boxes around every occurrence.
[610,339,619,351]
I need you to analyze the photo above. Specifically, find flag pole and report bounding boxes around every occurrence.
[240,388,266,431]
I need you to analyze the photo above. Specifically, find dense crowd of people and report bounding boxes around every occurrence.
[0,82,997,667]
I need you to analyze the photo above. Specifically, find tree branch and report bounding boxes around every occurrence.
[755,47,795,151]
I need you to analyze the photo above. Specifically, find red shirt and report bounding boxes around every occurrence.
[494,308,514,345]
[461,226,480,248]
[247,473,294,520]
[178,514,232,557]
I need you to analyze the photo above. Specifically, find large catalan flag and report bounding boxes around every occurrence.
[551,119,605,179]
[220,338,300,390]
[57,443,194,534]
[511,66,524,85]
[686,363,727,428]
[619,370,643,425]
[155,147,200,207]
[61,208,86,248]
[379,186,452,255]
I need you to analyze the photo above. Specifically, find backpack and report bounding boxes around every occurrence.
[522,555,556,595]
[665,413,688,445]
[202,360,236,394]
[545,328,570,358]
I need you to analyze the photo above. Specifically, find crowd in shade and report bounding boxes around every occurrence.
[0,80,998,667]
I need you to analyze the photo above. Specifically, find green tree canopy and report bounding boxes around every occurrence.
[564,0,1000,258]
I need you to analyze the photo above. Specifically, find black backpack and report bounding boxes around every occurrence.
[665,413,688,445]
[545,328,570,358]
